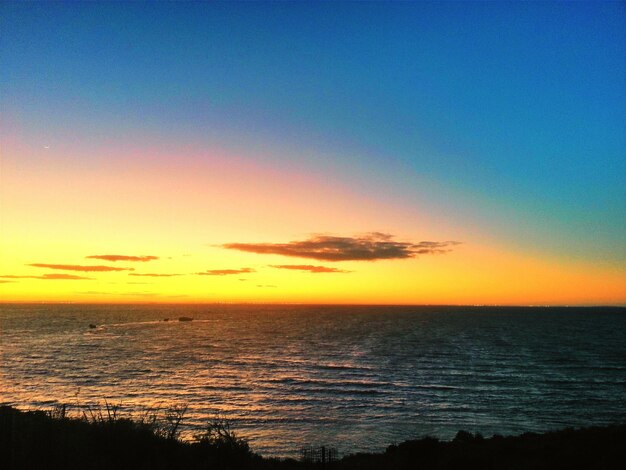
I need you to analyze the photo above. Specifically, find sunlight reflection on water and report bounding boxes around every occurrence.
[1,304,625,457]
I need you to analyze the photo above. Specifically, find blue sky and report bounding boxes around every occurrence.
[2,1,625,265]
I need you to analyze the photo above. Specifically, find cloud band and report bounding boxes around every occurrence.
[223,233,459,262]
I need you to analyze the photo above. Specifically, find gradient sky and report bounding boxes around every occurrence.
[1,1,625,305]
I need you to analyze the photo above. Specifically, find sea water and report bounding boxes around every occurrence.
[1,304,625,457]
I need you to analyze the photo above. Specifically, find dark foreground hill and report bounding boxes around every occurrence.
[1,405,624,470]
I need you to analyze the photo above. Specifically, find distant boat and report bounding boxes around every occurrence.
[88,324,97,329]
[178,316,193,322]
[163,318,169,322]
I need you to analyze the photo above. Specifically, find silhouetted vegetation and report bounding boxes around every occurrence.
[1,404,624,469]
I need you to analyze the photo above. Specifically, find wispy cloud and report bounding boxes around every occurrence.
[223,233,460,261]
[29,263,134,272]
[196,268,255,276]
[0,280,16,283]
[129,273,181,277]
[77,291,158,296]
[410,241,462,254]
[86,255,159,262]
[37,273,94,280]
[1,274,94,280]
[269,264,350,273]
[119,292,160,297]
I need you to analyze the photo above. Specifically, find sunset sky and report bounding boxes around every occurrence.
[1,1,624,305]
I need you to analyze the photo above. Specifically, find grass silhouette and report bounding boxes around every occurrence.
[1,403,625,469]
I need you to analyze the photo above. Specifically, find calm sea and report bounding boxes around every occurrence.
[1,304,625,457]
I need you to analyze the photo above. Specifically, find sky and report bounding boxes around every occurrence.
[1,1,625,305]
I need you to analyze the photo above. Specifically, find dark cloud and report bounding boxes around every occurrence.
[129,273,181,277]
[196,268,255,276]
[86,255,158,262]
[270,264,350,273]
[1,274,93,280]
[223,233,460,261]
[29,263,134,272]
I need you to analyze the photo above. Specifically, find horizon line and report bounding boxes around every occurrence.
[0,301,624,308]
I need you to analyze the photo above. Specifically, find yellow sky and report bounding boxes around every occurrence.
[1,145,624,306]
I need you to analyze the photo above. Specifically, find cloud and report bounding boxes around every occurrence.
[120,292,160,297]
[1,274,93,280]
[257,284,277,288]
[129,273,181,277]
[223,233,460,261]
[37,273,94,280]
[269,264,350,273]
[77,291,157,297]
[86,255,158,262]
[411,241,463,254]
[196,268,255,276]
[0,280,16,283]
[29,263,134,272]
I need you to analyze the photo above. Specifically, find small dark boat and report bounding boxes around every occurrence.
[88,324,97,329]
[163,318,169,322]
[178,316,193,322]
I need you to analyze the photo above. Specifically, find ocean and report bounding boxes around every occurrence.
[1,304,625,457]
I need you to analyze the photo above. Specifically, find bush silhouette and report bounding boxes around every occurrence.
[1,404,625,469]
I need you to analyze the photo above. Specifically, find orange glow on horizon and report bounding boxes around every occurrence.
[1,140,625,306]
